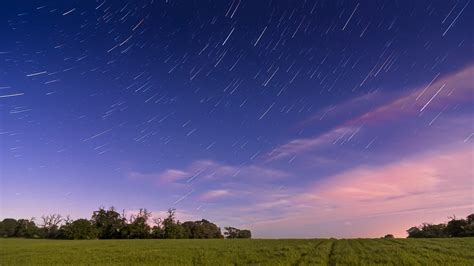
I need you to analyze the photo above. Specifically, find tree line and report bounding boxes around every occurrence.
[0,207,251,240]
[406,214,474,238]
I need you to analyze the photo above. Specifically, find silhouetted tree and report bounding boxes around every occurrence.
[462,214,474,237]
[421,223,448,238]
[16,218,40,238]
[446,216,468,237]
[61,219,98,240]
[182,219,223,239]
[467,214,474,224]
[224,226,251,239]
[406,227,422,238]
[407,214,474,238]
[1,206,252,240]
[122,209,152,239]
[224,226,239,238]
[91,207,125,239]
[151,217,163,239]
[41,214,62,238]
[407,224,447,238]
[0,219,18,237]
[238,230,251,238]
[162,209,186,239]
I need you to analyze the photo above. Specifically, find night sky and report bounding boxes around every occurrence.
[1,0,473,238]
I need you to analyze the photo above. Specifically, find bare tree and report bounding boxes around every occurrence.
[152,217,162,227]
[41,214,63,237]
[41,214,63,228]
[63,215,73,225]
[137,208,152,221]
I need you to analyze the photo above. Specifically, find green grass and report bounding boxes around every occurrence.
[1,238,473,265]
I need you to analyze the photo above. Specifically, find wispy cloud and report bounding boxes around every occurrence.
[199,189,232,201]
[129,169,189,184]
[263,64,474,162]
[298,90,392,127]
[127,160,291,206]
[262,126,358,162]
[148,159,290,184]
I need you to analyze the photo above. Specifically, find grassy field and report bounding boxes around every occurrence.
[1,238,473,265]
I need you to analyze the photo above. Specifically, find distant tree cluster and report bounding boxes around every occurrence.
[407,214,474,238]
[223,226,252,239]
[0,207,251,240]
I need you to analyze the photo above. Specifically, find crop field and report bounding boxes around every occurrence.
[1,238,473,265]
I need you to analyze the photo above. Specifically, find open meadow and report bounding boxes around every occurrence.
[1,237,473,265]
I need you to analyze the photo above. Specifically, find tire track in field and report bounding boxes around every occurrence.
[327,239,336,266]
[363,239,420,264]
[391,239,431,265]
[292,240,326,266]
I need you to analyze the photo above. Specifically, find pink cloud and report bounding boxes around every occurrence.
[245,146,474,237]
[308,146,472,215]
[158,169,190,183]
[313,162,440,203]
[199,189,232,201]
[129,169,189,184]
